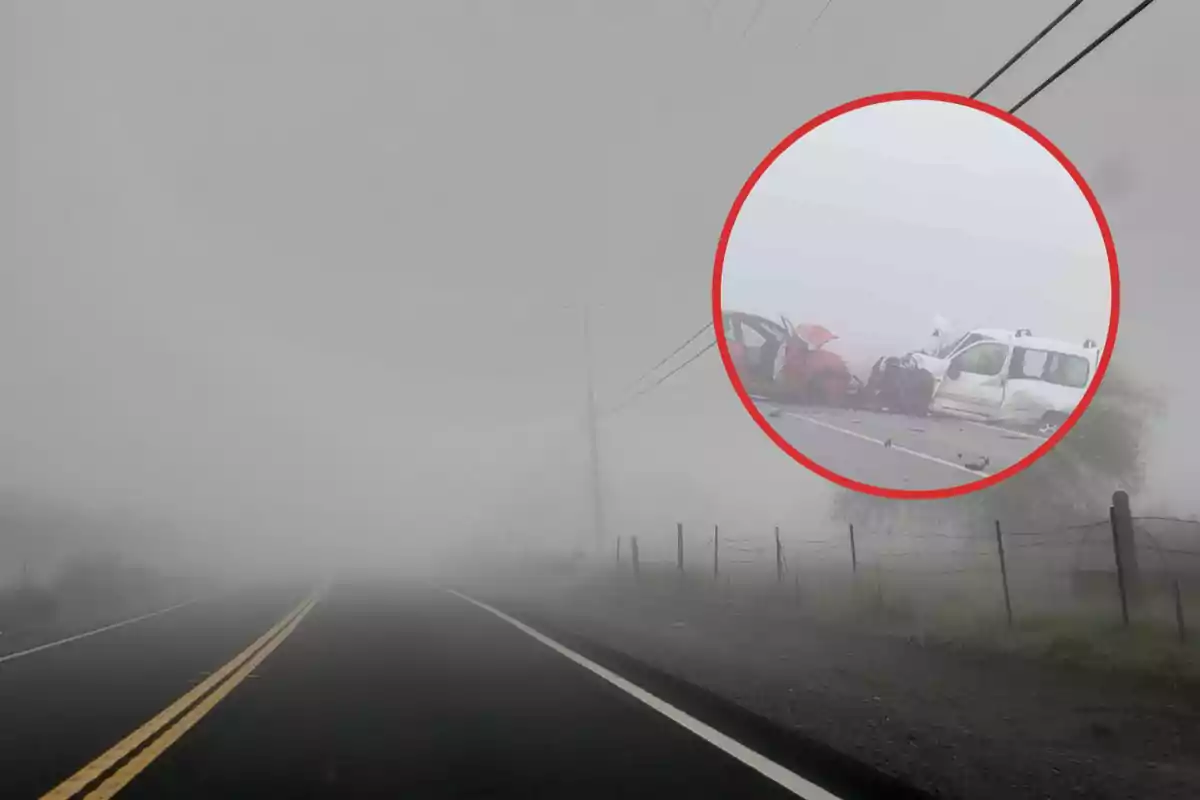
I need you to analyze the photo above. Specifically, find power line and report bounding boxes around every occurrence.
[603,339,717,416]
[567,319,715,427]
[593,0,1132,421]
[803,0,837,40]
[606,338,716,415]
[1009,0,1162,114]
[970,0,1084,99]
[614,320,713,398]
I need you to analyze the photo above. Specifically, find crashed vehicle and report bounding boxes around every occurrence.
[722,311,856,405]
[910,328,1102,436]
[858,353,937,416]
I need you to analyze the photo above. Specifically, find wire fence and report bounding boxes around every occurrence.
[612,494,1200,641]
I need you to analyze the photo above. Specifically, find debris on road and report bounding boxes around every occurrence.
[963,455,991,471]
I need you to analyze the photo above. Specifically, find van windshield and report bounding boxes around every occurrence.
[1009,347,1090,388]
[937,332,989,359]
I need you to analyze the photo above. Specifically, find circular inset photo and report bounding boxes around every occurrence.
[714,92,1118,499]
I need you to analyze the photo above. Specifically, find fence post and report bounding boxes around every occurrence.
[775,526,783,584]
[1110,492,1135,627]
[1111,491,1140,615]
[849,523,858,575]
[995,520,1013,628]
[713,524,719,581]
[631,536,640,580]
[1175,579,1187,645]
[677,522,684,574]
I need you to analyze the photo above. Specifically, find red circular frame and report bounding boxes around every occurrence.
[711,90,1121,500]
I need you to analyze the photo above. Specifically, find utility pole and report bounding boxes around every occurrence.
[677,523,684,574]
[775,526,783,584]
[713,524,719,580]
[583,303,606,553]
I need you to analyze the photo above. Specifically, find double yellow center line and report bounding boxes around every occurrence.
[42,590,321,800]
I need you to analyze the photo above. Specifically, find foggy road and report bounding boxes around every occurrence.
[755,402,1044,490]
[0,585,310,799]
[0,582,927,799]
[4,3,1192,800]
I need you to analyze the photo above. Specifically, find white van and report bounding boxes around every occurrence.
[909,328,1101,436]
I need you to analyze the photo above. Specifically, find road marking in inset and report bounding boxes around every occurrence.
[959,418,1044,441]
[448,590,843,800]
[778,411,992,479]
[0,601,198,665]
[41,591,320,800]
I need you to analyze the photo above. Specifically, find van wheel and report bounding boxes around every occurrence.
[1036,412,1069,437]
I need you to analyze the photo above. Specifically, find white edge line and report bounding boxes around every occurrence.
[0,599,198,664]
[779,412,993,479]
[447,589,842,800]
[959,418,1045,441]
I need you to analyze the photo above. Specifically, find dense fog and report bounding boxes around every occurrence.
[4,1,1198,591]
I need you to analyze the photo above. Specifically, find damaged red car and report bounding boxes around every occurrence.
[722,311,856,406]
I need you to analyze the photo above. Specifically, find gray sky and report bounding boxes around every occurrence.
[4,0,1198,574]
[721,98,1111,375]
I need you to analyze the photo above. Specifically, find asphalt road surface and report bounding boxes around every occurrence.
[0,582,929,799]
[754,402,1045,491]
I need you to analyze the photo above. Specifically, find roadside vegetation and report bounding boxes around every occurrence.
[0,552,174,635]
[822,364,1197,682]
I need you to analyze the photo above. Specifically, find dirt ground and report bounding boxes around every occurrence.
[472,570,1200,800]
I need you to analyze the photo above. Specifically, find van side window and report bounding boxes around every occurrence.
[952,342,1008,376]
[1043,352,1090,388]
[1009,347,1090,388]
[1009,347,1047,379]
